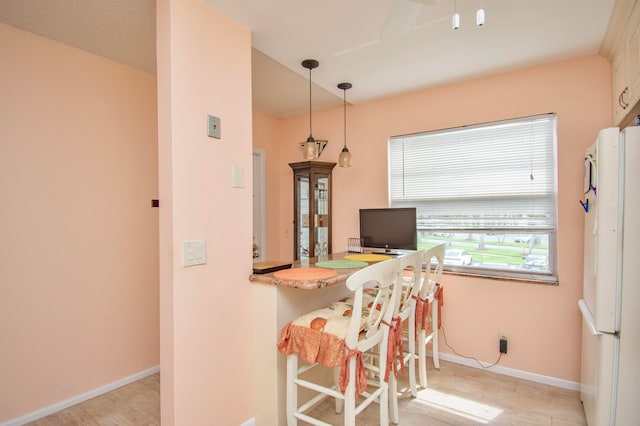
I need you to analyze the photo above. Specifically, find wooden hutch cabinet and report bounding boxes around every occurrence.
[289,161,336,260]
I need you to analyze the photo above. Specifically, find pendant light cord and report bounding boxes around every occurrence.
[308,66,313,138]
[343,89,347,149]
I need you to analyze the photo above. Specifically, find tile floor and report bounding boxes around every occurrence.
[25,360,586,425]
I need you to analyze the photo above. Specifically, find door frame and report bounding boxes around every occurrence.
[253,148,266,262]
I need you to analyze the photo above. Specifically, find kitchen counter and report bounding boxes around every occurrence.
[249,251,378,290]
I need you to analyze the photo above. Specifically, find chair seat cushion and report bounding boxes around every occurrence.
[292,305,353,337]
[277,288,380,368]
[277,322,346,367]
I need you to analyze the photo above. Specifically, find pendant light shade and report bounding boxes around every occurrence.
[476,8,485,26]
[337,82,352,168]
[303,135,318,160]
[476,0,485,26]
[300,59,327,160]
[339,146,352,167]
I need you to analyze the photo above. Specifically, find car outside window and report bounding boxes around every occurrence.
[422,232,553,281]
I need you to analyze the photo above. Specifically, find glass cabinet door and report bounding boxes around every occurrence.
[295,174,310,259]
[314,175,329,257]
[290,161,336,260]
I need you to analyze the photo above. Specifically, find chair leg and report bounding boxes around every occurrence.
[418,329,428,388]
[408,318,417,398]
[432,301,440,370]
[389,374,399,424]
[343,357,356,426]
[286,354,298,426]
[380,381,390,426]
[333,367,343,414]
[432,330,440,370]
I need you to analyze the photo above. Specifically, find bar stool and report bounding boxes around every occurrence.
[277,258,401,426]
[416,243,445,387]
[387,249,425,424]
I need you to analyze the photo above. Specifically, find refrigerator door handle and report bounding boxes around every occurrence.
[579,299,601,336]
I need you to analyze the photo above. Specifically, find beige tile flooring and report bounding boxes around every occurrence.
[25,360,586,425]
[25,373,160,426]
[306,360,587,425]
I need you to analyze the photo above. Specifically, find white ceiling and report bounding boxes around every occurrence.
[0,0,615,118]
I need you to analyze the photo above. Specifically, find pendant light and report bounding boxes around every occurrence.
[337,82,352,168]
[452,0,460,29]
[451,0,487,30]
[476,0,485,26]
[300,59,327,160]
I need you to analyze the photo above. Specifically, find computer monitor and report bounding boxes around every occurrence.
[359,207,417,252]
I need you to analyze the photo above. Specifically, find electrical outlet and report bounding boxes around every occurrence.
[500,338,508,354]
[499,332,509,354]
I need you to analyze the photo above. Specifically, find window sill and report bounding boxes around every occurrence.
[441,269,559,286]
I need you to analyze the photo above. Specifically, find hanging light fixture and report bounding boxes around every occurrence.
[337,82,352,168]
[451,0,487,30]
[452,0,460,29]
[299,59,327,160]
[476,0,485,26]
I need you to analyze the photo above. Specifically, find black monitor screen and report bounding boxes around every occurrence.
[359,208,417,251]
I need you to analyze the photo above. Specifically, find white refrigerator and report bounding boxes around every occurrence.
[579,126,640,426]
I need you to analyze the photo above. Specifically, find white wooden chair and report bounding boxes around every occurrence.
[387,249,425,424]
[416,243,445,387]
[278,258,401,426]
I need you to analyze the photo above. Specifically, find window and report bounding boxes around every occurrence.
[389,114,558,283]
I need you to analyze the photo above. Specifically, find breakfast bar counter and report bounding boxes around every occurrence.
[249,251,393,289]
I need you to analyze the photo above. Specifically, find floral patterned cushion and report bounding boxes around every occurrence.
[276,288,381,369]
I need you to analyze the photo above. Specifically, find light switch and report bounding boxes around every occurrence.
[183,240,206,266]
[207,115,221,139]
[232,165,245,188]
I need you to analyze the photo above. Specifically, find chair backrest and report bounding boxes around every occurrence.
[420,243,445,300]
[344,258,400,350]
[394,250,425,319]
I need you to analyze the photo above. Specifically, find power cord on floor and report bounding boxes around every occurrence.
[440,326,502,369]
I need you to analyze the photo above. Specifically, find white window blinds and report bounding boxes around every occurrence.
[389,114,557,231]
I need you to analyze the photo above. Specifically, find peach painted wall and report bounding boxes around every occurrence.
[0,23,159,422]
[255,55,612,382]
[156,1,254,424]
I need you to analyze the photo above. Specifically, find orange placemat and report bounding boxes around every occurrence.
[343,253,392,262]
[273,267,338,281]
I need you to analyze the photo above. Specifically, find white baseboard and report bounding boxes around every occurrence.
[1,365,160,426]
[240,417,256,426]
[432,351,580,391]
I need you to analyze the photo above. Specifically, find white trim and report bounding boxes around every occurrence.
[1,365,160,426]
[240,417,256,426]
[432,351,580,391]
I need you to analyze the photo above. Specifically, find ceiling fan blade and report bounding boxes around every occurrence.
[335,0,440,56]
[380,0,424,40]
